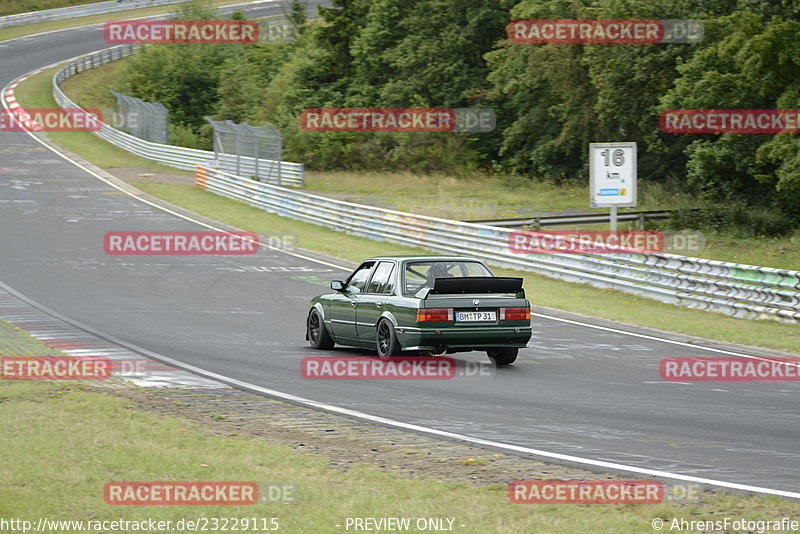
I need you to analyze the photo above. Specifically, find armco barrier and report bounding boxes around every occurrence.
[195,165,800,324]
[43,44,798,324]
[52,45,304,186]
[0,0,185,30]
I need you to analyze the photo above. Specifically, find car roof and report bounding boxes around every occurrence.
[361,255,482,263]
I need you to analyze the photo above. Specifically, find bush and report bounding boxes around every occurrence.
[669,204,796,238]
[168,123,211,151]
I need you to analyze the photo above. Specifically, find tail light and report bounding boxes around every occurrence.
[500,307,530,321]
[416,308,453,322]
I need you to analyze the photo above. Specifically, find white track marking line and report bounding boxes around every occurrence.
[0,0,281,45]
[3,58,799,500]
[536,313,800,367]
[1,277,798,500]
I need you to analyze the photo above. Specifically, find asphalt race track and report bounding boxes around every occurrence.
[1,2,798,497]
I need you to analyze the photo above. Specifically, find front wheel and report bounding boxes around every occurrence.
[376,319,400,361]
[487,347,518,366]
[307,309,335,350]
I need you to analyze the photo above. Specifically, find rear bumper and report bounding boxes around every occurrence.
[396,325,532,351]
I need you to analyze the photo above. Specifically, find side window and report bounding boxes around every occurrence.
[383,264,397,294]
[345,262,375,294]
[366,262,395,294]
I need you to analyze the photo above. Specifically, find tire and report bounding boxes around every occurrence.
[376,319,400,361]
[307,309,335,350]
[487,347,518,366]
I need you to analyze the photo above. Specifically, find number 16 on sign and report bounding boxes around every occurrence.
[589,142,637,231]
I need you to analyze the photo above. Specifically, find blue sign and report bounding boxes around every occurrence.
[599,188,620,196]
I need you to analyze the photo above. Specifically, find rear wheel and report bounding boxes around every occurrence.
[307,309,334,350]
[376,319,400,361]
[487,347,518,366]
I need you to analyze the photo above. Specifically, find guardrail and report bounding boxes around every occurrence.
[196,166,800,324]
[0,0,185,30]
[52,45,304,185]
[43,38,798,324]
[468,210,686,228]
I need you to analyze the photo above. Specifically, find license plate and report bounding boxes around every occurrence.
[455,311,496,322]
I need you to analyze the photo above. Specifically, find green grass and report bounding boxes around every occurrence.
[514,220,800,269]
[0,0,256,43]
[2,380,800,533]
[16,64,185,174]
[304,172,800,269]
[135,182,800,354]
[61,57,121,111]
[7,52,800,526]
[12,46,800,354]
[0,319,65,356]
[1,0,102,17]
[304,171,698,218]
[20,49,800,269]
[694,231,800,270]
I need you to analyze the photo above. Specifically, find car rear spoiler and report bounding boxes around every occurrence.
[421,277,525,299]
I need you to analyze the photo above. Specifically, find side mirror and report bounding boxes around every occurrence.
[331,280,344,291]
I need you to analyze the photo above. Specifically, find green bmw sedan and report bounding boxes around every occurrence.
[306,256,532,365]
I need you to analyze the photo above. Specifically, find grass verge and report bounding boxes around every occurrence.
[39,52,800,269]
[1,0,98,18]
[11,52,800,354]
[0,0,255,43]
[135,182,800,354]
[303,171,696,216]
[302,172,800,269]
[3,380,800,533]
[13,64,183,173]
[6,55,800,528]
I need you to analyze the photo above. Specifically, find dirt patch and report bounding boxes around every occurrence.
[94,383,595,489]
[87,382,722,507]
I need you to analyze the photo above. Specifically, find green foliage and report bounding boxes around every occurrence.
[658,9,800,220]
[669,204,795,237]
[108,0,800,230]
[285,0,308,31]
[117,1,254,148]
[168,122,211,150]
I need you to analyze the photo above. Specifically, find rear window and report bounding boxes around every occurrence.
[403,261,492,297]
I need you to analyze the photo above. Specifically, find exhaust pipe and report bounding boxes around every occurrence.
[428,345,448,357]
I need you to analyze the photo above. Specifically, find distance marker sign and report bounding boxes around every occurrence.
[589,142,637,207]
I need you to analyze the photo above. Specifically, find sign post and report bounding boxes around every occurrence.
[589,142,637,230]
